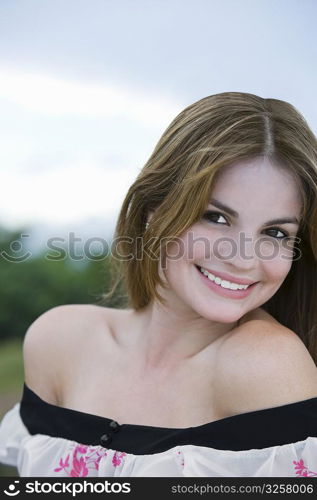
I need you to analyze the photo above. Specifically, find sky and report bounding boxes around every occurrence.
[0,0,316,253]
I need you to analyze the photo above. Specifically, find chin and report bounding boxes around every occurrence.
[198,305,246,324]
[214,314,243,324]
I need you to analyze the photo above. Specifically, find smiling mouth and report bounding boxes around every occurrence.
[195,265,258,291]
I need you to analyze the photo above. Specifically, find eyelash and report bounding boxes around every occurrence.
[202,211,290,240]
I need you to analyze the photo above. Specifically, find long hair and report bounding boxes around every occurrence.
[102,92,317,365]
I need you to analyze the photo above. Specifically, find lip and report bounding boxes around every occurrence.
[196,265,257,285]
[195,265,258,299]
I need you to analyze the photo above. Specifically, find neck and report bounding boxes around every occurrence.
[130,301,237,373]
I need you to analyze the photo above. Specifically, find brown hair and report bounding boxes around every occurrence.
[101,92,317,365]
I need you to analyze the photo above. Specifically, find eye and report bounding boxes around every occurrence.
[264,228,289,239]
[202,211,228,225]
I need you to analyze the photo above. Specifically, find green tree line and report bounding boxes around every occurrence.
[0,226,125,343]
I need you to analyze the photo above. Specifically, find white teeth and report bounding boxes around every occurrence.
[230,283,239,290]
[199,267,250,290]
[220,280,230,289]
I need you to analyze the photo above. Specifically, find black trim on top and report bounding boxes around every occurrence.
[20,383,317,455]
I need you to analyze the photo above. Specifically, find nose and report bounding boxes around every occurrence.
[213,232,257,271]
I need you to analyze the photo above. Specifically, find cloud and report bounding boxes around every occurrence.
[0,69,184,229]
[0,162,136,227]
[0,69,181,126]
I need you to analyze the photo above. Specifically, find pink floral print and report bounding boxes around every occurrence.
[112,451,127,467]
[293,459,317,477]
[54,443,110,477]
[52,437,317,477]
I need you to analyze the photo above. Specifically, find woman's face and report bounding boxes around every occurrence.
[161,157,302,323]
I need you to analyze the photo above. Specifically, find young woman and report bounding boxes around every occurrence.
[1,92,317,477]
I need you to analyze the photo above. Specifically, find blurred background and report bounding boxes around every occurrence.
[0,0,316,475]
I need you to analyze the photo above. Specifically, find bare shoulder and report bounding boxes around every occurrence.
[215,307,317,417]
[23,304,113,405]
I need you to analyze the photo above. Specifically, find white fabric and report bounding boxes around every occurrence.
[1,403,317,477]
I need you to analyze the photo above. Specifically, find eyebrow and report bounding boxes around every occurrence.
[209,198,300,226]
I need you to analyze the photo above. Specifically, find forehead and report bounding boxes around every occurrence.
[210,157,302,215]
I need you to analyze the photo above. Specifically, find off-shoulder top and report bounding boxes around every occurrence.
[0,383,317,477]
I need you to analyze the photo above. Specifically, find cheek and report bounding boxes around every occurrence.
[257,238,293,257]
[160,239,188,284]
[261,256,293,284]
[258,239,294,282]
[162,233,205,288]
[179,229,218,262]
[164,233,200,267]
